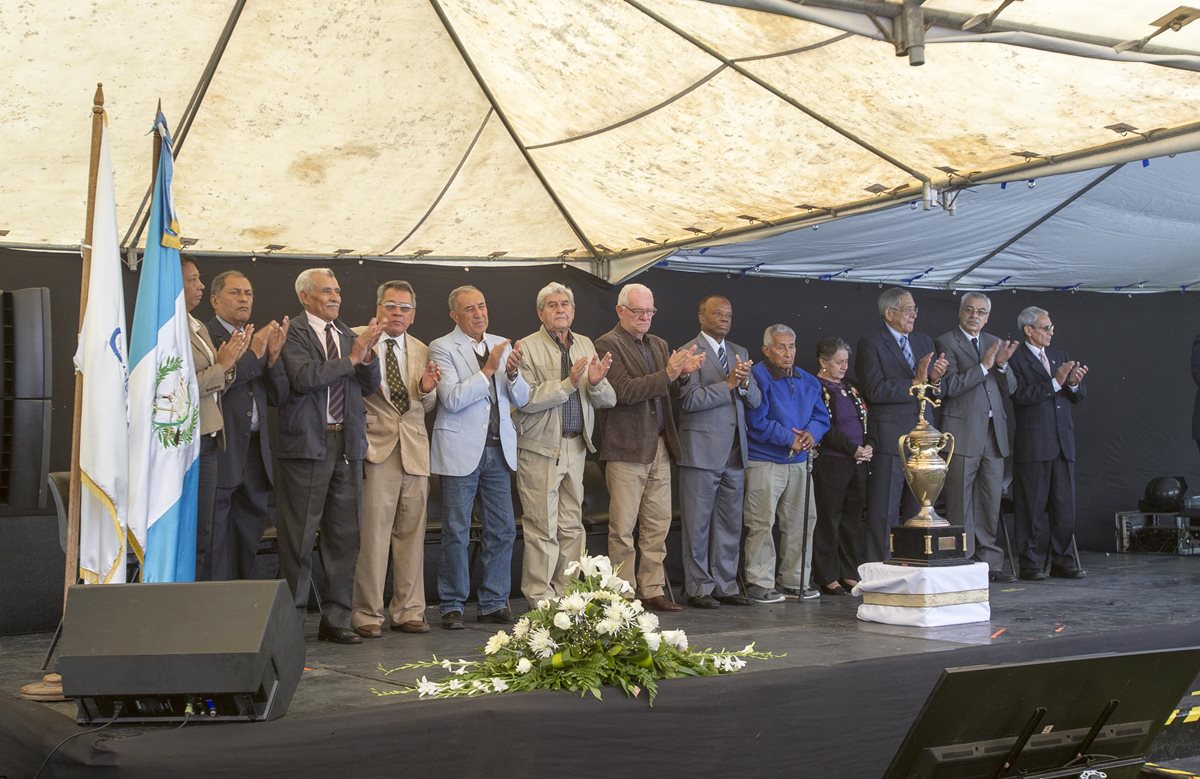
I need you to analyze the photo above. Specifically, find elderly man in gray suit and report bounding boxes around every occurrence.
[934,293,1019,583]
[677,295,761,608]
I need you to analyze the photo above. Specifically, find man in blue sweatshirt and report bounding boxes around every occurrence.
[743,324,831,603]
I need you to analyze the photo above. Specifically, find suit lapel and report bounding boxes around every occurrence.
[696,334,722,378]
[881,326,913,377]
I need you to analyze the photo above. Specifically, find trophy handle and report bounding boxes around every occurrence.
[940,432,955,468]
[898,433,910,464]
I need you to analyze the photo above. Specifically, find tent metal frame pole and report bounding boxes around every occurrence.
[426,0,602,263]
[947,164,1124,288]
[120,0,248,269]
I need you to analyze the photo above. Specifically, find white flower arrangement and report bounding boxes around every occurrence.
[380,553,780,704]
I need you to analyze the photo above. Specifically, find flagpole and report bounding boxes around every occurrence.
[63,83,106,612]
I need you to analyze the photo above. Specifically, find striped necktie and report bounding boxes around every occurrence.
[325,323,345,423]
[899,335,915,370]
[717,344,729,373]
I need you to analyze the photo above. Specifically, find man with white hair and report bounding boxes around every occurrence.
[513,282,615,604]
[594,283,704,612]
[276,267,382,644]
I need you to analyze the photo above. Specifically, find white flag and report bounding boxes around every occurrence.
[73,120,129,584]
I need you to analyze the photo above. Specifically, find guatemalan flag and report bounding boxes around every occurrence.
[127,110,199,582]
[74,116,130,583]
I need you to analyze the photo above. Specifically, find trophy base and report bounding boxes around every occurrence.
[888,524,971,566]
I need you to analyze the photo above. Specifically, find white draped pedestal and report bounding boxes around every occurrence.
[854,561,990,627]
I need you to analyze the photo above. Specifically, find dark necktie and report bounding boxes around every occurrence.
[325,323,344,423]
[717,344,729,373]
[899,335,914,370]
[385,339,410,414]
[1039,349,1052,376]
[971,336,980,359]
[236,327,260,430]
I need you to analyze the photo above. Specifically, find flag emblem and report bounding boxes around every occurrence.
[152,355,199,448]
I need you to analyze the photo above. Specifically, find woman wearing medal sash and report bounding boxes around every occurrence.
[811,337,872,596]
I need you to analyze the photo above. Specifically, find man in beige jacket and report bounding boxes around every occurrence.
[350,281,440,637]
[514,282,615,604]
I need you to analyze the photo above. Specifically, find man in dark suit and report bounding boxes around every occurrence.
[677,295,760,608]
[1192,333,1200,456]
[855,287,947,563]
[595,283,703,612]
[207,271,290,581]
[935,293,1019,583]
[276,268,382,644]
[1009,306,1088,580]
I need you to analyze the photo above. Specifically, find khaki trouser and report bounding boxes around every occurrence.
[743,459,817,591]
[605,437,672,599]
[516,436,587,603]
[351,445,430,627]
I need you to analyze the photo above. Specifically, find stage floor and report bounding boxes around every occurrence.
[4,550,1200,776]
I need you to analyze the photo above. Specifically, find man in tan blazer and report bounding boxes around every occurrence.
[350,280,441,637]
[182,256,248,580]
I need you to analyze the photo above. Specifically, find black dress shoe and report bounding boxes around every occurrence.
[988,570,1017,583]
[478,607,518,624]
[317,623,363,644]
[819,584,849,596]
[1049,566,1086,579]
[687,594,721,609]
[1019,569,1048,581]
[715,594,753,606]
[441,610,465,630]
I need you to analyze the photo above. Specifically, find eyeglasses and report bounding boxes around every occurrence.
[380,302,415,312]
[1030,324,1055,332]
[622,306,657,317]
[961,306,989,316]
[889,305,919,315]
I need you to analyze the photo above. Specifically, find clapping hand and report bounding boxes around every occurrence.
[587,352,613,385]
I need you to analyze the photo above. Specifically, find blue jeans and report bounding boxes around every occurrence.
[437,446,516,615]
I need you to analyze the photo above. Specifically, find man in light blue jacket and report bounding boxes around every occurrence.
[429,285,530,629]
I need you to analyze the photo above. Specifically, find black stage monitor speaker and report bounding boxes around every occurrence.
[57,579,304,724]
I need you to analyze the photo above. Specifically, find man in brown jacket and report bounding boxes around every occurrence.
[350,281,440,637]
[595,283,703,612]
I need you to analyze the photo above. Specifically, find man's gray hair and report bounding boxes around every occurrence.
[448,285,482,312]
[617,283,652,308]
[877,287,913,317]
[211,270,249,297]
[763,323,796,347]
[295,267,335,298]
[960,291,991,309]
[1017,306,1047,330]
[536,282,574,310]
[377,280,416,306]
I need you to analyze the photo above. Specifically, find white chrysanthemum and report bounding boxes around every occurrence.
[560,592,588,614]
[536,599,551,611]
[484,630,511,655]
[516,657,533,674]
[553,611,572,630]
[662,629,689,650]
[596,617,620,635]
[627,598,644,614]
[529,627,558,659]
[644,631,662,652]
[417,676,440,697]
[604,601,632,625]
[513,618,531,639]
[492,678,509,692]
[636,612,659,634]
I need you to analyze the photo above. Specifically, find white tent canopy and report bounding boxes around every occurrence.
[3,0,1200,287]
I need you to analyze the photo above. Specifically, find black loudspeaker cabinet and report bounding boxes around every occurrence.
[57,580,304,723]
[0,286,52,509]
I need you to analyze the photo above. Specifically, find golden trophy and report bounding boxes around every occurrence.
[888,383,970,566]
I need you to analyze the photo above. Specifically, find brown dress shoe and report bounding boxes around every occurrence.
[392,620,431,634]
[642,595,683,612]
[354,624,383,639]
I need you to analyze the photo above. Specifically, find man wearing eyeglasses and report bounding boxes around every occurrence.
[855,287,947,563]
[1009,306,1088,581]
[595,283,704,611]
[934,293,1020,583]
[349,281,441,638]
